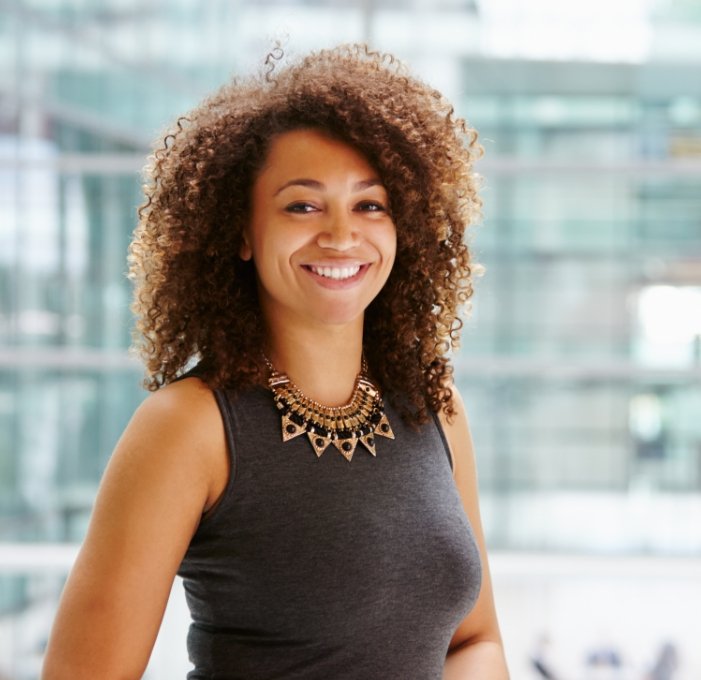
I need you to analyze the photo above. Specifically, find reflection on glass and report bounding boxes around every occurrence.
[635,285,701,367]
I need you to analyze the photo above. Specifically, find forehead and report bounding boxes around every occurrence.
[256,128,380,185]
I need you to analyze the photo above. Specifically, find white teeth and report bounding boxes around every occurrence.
[310,265,361,280]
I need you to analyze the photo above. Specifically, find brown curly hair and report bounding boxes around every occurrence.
[128,43,483,426]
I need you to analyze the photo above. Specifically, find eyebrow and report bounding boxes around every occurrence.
[273,178,384,196]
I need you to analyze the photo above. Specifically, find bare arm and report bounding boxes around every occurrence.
[42,377,226,680]
[440,386,510,679]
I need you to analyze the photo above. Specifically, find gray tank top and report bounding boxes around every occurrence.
[177,381,482,680]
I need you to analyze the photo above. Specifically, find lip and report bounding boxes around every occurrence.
[301,263,371,289]
[302,260,368,268]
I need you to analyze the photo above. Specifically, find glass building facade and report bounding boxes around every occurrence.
[1,1,700,677]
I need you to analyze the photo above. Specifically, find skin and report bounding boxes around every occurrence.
[240,129,397,405]
[440,388,510,678]
[42,129,508,679]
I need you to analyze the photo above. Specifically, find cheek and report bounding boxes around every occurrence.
[372,229,397,290]
[250,232,301,286]
[382,226,398,266]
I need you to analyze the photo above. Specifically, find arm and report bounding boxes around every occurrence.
[440,385,510,680]
[42,377,226,680]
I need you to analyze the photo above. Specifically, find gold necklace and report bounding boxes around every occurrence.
[265,357,394,461]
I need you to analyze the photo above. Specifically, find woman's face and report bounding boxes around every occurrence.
[242,128,397,330]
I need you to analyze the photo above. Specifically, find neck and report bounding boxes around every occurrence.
[264,319,364,407]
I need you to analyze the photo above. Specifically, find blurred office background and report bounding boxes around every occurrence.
[1,0,700,678]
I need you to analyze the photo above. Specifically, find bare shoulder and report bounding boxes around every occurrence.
[42,376,227,678]
[136,374,220,427]
[436,383,476,479]
[124,375,227,511]
[436,386,506,656]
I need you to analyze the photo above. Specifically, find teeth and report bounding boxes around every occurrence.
[310,265,361,280]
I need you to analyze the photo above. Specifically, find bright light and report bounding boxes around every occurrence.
[629,393,663,441]
[638,286,701,342]
[477,0,655,62]
[635,285,701,367]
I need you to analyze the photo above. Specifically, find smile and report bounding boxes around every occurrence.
[308,265,361,280]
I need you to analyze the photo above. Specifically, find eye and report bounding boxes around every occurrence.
[356,200,387,213]
[284,202,318,214]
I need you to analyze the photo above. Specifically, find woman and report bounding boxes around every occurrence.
[42,45,509,679]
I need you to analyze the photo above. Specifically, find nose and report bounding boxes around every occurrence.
[316,210,360,251]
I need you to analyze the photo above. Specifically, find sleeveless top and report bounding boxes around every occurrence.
[176,378,482,680]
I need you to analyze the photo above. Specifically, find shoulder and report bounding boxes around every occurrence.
[40,376,227,677]
[132,377,219,442]
[129,376,223,460]
[120,376,227,512]
[435,383,476,479]
[139,374,219,421]
[437,385,507,658]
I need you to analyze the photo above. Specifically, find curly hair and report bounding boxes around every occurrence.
[128,43,483,426]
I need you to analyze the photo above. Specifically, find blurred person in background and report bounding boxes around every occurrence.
[530,633,561,680]
[584,641,625,680]
[646,642,678,680]
[41,44,508,679]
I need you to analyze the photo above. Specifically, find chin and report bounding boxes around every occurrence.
[312,304,366,327]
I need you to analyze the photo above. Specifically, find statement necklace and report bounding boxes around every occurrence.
[265,357,394,461]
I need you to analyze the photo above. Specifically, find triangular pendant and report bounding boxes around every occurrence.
[333,437,358,462]
[374,413,395,439]
[268,361,392,461]
[281,414,306,442]
[359,433,377,456]
[308,431,331,457]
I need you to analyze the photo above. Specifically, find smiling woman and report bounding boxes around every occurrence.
[41,44,509,679]
[242,129,397,334]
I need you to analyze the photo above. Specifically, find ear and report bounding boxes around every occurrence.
[239,232,252,261]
